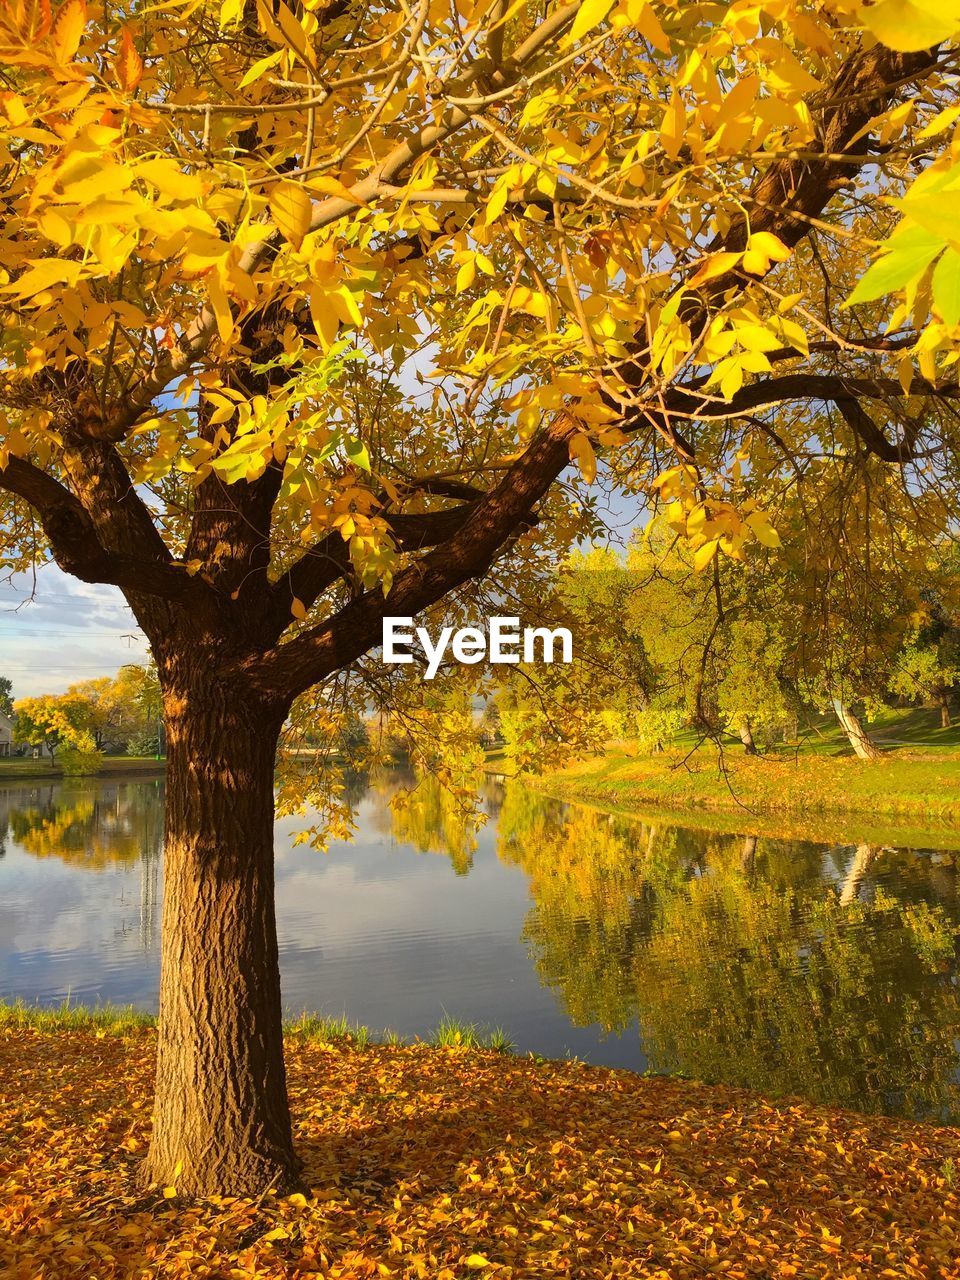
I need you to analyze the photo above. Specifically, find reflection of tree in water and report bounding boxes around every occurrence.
[4,781,165,871]
[495,786,960,1122]
[4,780,166,950]
[383,771,481,875]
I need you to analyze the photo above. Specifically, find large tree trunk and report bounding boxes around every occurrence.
[738,720,758,755]
[144,681,297,1198]
[831,698,881,761]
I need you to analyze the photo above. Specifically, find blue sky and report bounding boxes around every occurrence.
[0,566,150,700]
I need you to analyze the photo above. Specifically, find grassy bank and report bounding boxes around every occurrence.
[2,1008,958,1279]
[516,707,960,830]
[0,755,165,782]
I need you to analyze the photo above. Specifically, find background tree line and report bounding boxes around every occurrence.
[2,664,162,770]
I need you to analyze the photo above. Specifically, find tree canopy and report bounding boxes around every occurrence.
[2,0,960,1197]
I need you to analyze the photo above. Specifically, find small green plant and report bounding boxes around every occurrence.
[942,1157,956,1188]
[283,1011,369,1047]
[430,1014,514,1052]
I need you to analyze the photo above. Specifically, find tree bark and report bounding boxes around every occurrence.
[937,689,952,730]
[832,698,881,761]
[144,679,297,1198]
[738,720,758,755]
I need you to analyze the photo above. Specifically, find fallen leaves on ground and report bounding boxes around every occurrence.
[2,1028,960,1279]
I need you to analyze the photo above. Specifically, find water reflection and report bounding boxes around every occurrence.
[1,773,958,1121]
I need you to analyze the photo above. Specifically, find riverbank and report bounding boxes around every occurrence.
[516,732,960,831]
[2,1015,958,1279]
[0,756,165,783]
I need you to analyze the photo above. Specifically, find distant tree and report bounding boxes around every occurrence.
[0,676,13,717]
[891,605,960,729]
[13,693,96,766]
[68,664,161,749]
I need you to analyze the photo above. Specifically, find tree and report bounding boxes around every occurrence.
[69,663,161,748]
[0,676,13,717]
[12,692,95,765]
[890,594,960,729]
[1,0,957,1194]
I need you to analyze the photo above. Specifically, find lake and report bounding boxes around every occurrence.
[1,771,958,1123]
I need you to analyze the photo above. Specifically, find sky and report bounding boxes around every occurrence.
[0,565,151,700]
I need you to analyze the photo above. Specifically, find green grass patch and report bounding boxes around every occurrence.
[0,998,155,1034]
[515,707,960,830]
[428,1014,514,1052]
[1,1002,515,1054]
[0,755,166,781]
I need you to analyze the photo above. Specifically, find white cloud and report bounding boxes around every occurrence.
[0,565,150,698]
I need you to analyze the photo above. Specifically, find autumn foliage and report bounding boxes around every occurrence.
[3,0,960,1201]
[3,1025,960,1279]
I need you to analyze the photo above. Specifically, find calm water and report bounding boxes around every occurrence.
[1,772,959,1122]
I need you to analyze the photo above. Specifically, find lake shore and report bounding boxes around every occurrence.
[513,742,960,836]
[0,756,166,783]
[3,1017,958,1279]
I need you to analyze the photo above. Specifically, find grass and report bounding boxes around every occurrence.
[0,755,165,781]
[0,998,155,1035]
[0,1001,514,1053]
[429,1013,514,1053]
[513,706,960,829]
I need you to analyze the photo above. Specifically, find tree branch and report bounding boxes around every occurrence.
[112,2,582,434]
[0,457,201,601]
[242,427,570,698]
[664,374,958,459]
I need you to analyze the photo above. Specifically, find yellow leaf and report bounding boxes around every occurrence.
[568,0,615,43]
[291,597,307,620]
[137,157,204,202]
[485,177,510,225]
[309,285,339,348]
[206,272,234,344]
[688,251,741,287]
[162,1185,177,1199]
[862,0,960,52]
[660,90,685,161]
[219,0,244,26]
[742,231,792,275]
[275,0,315,66]
[238,49,282,89]
[50,0,86,63]
[307,174,367,206]
[693,539,719,571]
[114,27,144,93]
[3,258,83,298]
[456,258,476,293]
[569,433,597,484]
[270,181,312,249]
[465,1257,492,1270]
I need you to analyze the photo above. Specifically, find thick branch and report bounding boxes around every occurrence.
[243,427,570,698]
[0,457,199,601]
[264,502,497,640]
[664,373,957,459]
